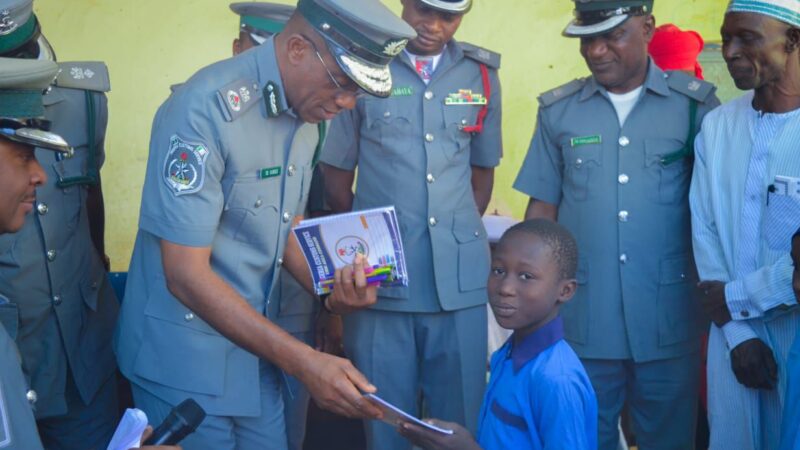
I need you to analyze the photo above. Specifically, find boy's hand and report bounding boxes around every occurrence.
[397,420,482,450]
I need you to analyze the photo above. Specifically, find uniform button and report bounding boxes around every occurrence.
[277,258,283,267]
[461,119,468,126]
[473,231,480,237]
[254,198,262,208]
[282,211,291,223]
[46,250,56,261]
[425,133,434,143]
[424,91,433,100]
[619,253,628,264]
[618,136,630,147]
[52,295,62,306]
[426,173,435,184]
[618,210,629,222]
[26,390,37,404]
[37,203,48,215]
[287,165,296,176]
[383,111,391,118]
[575,158,583,167]
[740,310,750,318]
[429,217,438,227]
[184,313,194,322]
[618,174,629,184]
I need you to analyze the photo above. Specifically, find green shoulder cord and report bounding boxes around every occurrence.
[56,90,99,188]
[311,120,327,168]
[660,99,698,166]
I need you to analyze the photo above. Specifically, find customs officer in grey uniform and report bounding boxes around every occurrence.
[321,0,501,448]
[513,1,719,449]
[114,1,415,448]
[0,57,72,450]
[0,1,119,448]
[230,4,340,449]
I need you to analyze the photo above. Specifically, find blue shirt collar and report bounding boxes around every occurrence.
[509,316,565,373]
[579,58,670,102]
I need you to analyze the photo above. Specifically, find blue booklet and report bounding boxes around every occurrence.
[292,206,409,295]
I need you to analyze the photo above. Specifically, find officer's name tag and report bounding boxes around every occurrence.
[391,86,413,97]
[570,135,602,147]
[774,175,800,200]
[258,166,282,179]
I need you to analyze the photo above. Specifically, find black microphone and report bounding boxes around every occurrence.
[143,398,206,445]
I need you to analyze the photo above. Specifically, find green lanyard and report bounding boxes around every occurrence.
[660,99,698,166]
[56,90,99,188]
[312,120,327,168]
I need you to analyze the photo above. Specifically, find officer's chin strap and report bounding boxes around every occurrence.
[462,63,490,134]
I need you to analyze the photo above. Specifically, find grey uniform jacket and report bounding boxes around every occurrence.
[0,323,43,450]
[0,62,118,418]
[514,61,720,362]
[114,39,317,416]
[321,41,502,313]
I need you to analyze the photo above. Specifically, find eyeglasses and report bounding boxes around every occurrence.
[300,34,366,99]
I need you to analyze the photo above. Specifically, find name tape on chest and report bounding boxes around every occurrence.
[570,135,602,147]
[162,135,210,196]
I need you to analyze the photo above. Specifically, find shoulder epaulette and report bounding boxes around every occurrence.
[216,78,263,122]
[459,42,501,69]
[665,71,716,103]
[54,62,110,92]
[538,78,587,107]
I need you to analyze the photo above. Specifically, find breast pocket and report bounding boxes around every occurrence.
[442,105,479,162]
[562,144,602,202]
[363,100,412,157]
[644,138,692,205]
[452,209,490,292]
[221,179,280,246]
[765,195,800,251]
[656,254,697,346]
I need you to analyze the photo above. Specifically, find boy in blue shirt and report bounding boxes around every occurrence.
[399,219,598,449]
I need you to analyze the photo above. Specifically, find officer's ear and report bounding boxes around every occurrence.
[785,27,800,54]
[233,38,241,56]
[643,14,656,43]
[285,34,311,67]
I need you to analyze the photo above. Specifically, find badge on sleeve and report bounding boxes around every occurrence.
[163,135,209,196]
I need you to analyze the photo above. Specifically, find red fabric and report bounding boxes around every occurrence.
[648,24,705,80]
[463,63,490,134]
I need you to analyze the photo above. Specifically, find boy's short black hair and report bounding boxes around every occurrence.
[502,219,578,280]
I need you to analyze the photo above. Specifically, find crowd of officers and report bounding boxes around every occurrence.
[0,0,799,449]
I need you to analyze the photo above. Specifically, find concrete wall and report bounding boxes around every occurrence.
[34,0,731,270]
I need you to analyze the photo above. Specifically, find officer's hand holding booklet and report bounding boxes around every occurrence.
[292,206,409,294]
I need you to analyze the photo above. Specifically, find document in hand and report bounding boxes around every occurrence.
[364,394,454,435]
[292,206,409,295]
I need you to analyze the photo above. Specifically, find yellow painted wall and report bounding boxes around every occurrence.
[33,0,728,270]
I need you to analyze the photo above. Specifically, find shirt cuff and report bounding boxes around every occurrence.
[721,321,758,350]
[725,280,760,320]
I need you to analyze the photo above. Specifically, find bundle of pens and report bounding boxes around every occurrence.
[318,264,397,294]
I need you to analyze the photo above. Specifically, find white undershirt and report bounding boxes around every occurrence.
[607,86,643,127]
[404,48,445,85]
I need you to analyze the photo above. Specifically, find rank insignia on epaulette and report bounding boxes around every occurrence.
[227,90,242,112]
[445,89,487,105]
[69,66,95,80]
[688,80,701,92]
